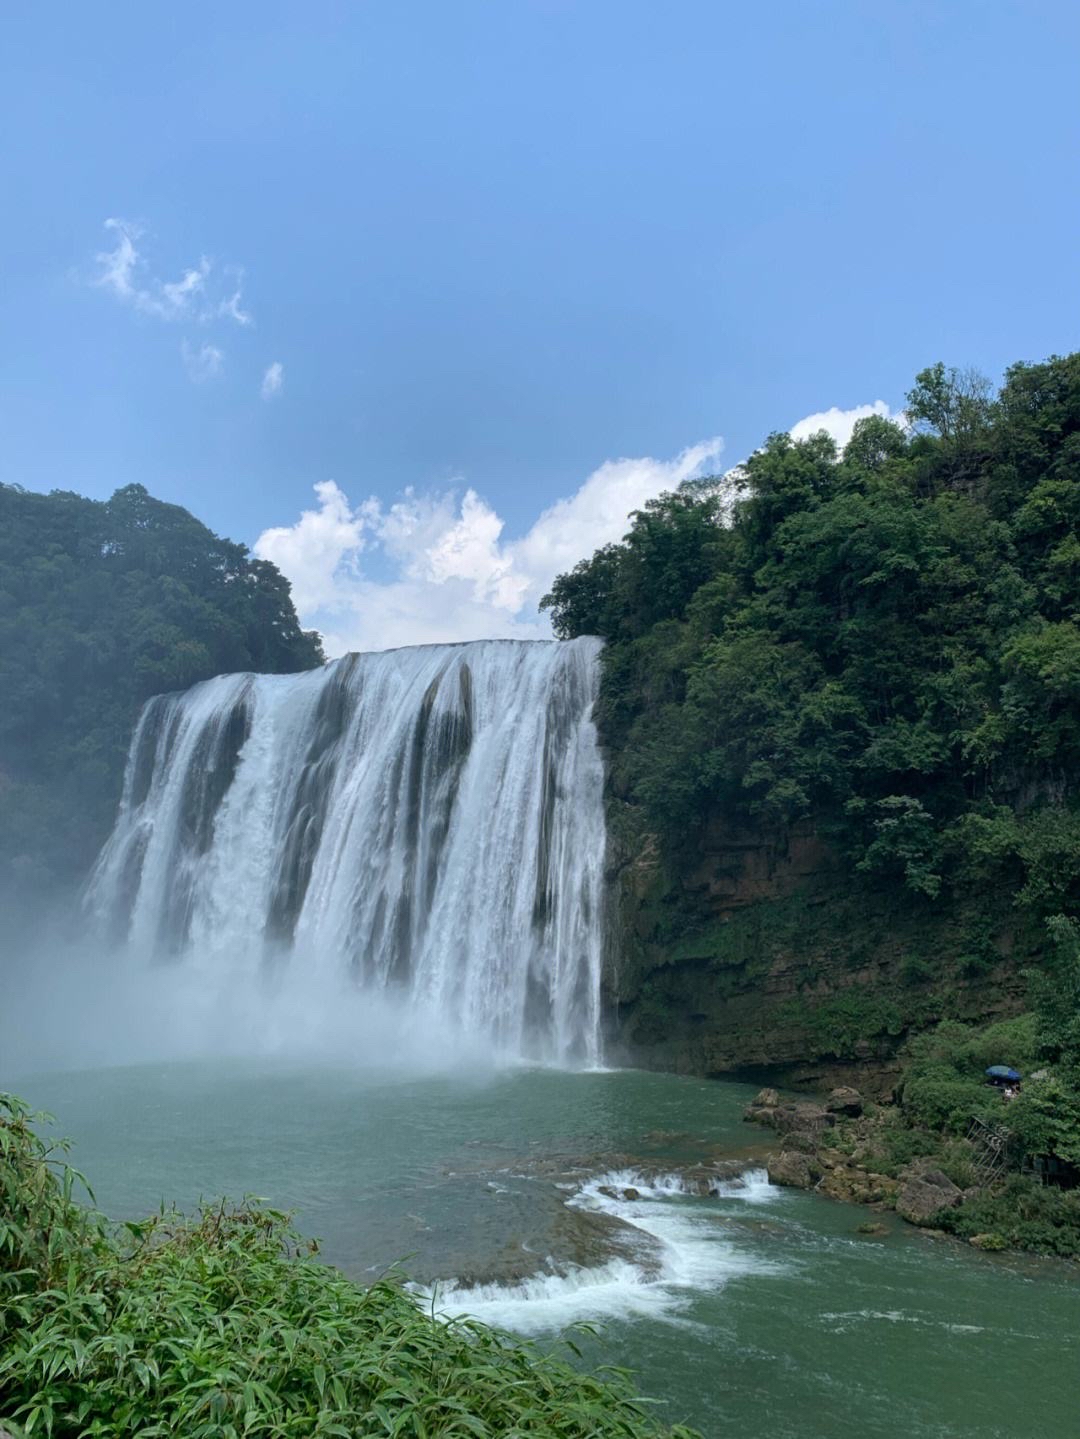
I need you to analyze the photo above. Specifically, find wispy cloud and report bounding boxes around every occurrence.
[217,275,253,327]
[91,218,252,327]
[181,340,225,383]
[261,361,284,400]
[254,439,724,654]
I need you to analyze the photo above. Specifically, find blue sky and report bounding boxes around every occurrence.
[2,2,1078,650]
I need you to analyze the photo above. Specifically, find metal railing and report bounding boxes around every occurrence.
[966,1116,1011,1185]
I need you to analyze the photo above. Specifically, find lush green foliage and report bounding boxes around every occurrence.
[935,1175,1080,1257]
[898,1017,1037,1132]
[862,939,1080,1256]
[0,1095,696,1439]
[896,916,1080,1172]
[542,354,1080,931]
[0,484,324,889]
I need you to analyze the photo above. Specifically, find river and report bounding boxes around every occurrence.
[15,1060,1078,1439]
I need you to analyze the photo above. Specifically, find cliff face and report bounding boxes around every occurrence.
[602,801,1030,1094]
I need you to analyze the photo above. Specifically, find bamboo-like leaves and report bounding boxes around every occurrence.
[0,1093,699,1438]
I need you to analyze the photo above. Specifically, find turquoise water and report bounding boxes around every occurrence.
[14,1062,1079,1438]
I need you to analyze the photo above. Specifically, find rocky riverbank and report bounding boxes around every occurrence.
[743,1086,1080,1257]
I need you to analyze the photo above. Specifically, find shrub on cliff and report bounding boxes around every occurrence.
[0,1095,697,1439]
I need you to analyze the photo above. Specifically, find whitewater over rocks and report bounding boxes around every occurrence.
[422,1165,783,1333]
[87,638,606,1065]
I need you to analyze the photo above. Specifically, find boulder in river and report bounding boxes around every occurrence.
[766,1151,821,1189]
[743,1088,780,1124]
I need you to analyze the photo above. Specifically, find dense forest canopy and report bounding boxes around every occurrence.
[542,353,1080,932]
[0,482,324,889]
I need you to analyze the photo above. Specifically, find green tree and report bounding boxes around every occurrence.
[543,349,1080,918]
[0,482,324,889]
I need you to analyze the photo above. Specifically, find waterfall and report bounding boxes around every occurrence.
[86,637,606,1065]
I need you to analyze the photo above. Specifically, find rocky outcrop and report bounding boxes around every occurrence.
[767,1151,821,1189]
[749,1084,902,1205]
[895,1165,964,1225]
[741,1083,1053,1257]
[603,802,1031,1087]
[744,1086,779,1116]
[815,1156,899,1206]
[825,1087,865,1118]
[773,1102,833,1137]
[744,1088,836,1142]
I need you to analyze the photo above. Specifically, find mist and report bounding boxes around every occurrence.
[0,932,501,1084]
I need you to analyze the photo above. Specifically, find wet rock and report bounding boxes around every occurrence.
[622,1187,640,1201]
[816,1167,856,1200]
[772,1102,834,1138]
[709,1158,763,1183]
[780,1130,819,1155]
[855,1221,889,1237]
[743,1088,780,1124]
[819,1165,899,1205]
[766,1151,820,1189]
[677,1161,748,1195]
[863,1174,900,1201]
[896,1167,963,1225]
[825,1086,865,1118]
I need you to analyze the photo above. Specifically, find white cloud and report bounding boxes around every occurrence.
[261,361,284,400]
[789,400,900,450]
[255,480,369,614]
[93,218,142,305]
[160,258,211,316]
[91,218,252,326]
[254,438,725,655]
[512,439,724,602]
[181,340,224,383]
[217,274,253,327]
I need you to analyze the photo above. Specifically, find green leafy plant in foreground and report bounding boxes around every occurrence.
[0,1095,698,1439]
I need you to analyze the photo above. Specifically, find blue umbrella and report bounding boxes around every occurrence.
[986,1065,1022,1080]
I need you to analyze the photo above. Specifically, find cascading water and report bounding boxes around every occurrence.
[86,637,606,1065]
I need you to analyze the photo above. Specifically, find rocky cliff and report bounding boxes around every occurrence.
[601,800,1031,1094]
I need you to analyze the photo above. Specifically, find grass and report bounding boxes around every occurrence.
[0,1094,700,1439]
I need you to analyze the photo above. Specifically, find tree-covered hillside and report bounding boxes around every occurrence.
[0,483,324,891]
[543,354,1080,948]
